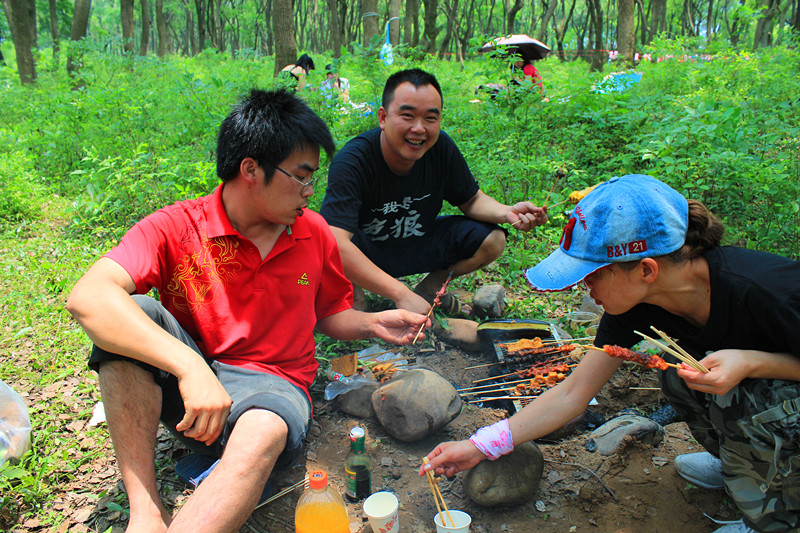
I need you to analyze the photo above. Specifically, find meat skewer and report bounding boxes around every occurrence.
[601,345,681,370]
[412,272,453,345]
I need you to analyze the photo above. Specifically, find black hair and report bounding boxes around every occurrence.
[382,68,443,109]
[216,88,335,183]
[665,199,725,262]
[295,54,315,74]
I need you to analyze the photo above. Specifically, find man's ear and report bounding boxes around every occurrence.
[240,157,258,185]
[639,258,660,283]
[378,107,387,129]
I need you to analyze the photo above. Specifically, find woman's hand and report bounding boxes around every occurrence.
[419,440,487,478]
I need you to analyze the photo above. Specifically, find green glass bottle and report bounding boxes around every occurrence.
[344,426,372,502]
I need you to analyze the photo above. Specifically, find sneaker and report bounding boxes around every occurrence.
[675,451,724,489]
[711,519,756,532]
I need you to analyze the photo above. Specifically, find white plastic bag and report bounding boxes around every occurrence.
[0,379,32,465]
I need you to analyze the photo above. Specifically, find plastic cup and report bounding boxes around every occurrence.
[433,509,471,533]
[363,491,399,533]
[565,311,599,331]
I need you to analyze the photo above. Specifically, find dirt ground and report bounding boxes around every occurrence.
[63,327,738,533]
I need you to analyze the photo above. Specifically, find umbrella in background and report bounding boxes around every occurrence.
[480,34,550,61]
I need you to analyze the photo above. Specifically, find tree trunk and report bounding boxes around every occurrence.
[156,0,167,56]
[753,0,780,48]
[2,0,38,84]
[617,0,635,65]
[121,0,134,53]
[49,0,60,63]
[362,0,378,47]
[66,0,91,82]
[213,0,223,51]
[273,0,296,76]
[649,0,666,40]
[506,0,524,33]
[422,0,439,54]
[194,0,206,51]
[404,0,420,46]
[682,0,696,35]
[553,0,576,61]
[389,0,401,44]
[587,0,604,72]
[328,0,341,55]
[706,0,715,38]
[538,0,558,42]
[438,0,458,58]
[140,0,150,55]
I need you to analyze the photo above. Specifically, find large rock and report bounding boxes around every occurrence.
[586,414,665,456]
[464,441,544,507]
[371,369,462,442]
[472,285,506,319]
[336,381,380,419]
[433,318,482,352]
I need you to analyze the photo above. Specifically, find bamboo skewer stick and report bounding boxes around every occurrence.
[357,350,396,360]
[423,457,453,527]
[649,326,710,373]
[465,351,576,370]
[412,272,453,345]
[543,176,560,207]
[633,330,709,373]
[255,477,308,509]
[546,198,570,210]
[467,395,541,403]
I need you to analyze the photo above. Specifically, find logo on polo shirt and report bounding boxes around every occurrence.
[298,273,309,286]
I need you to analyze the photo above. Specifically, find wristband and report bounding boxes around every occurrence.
[469,419,514,460]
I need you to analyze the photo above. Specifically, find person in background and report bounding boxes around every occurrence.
[511,58,543,89]
[320,68,548,318]
[320,64,350,103]
[422,174,800,533]
[280,53,315,90]
[67,88,427,533]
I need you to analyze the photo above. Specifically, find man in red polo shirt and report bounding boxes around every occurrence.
[66,89,428,532]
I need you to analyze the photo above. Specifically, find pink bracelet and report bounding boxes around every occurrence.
[469,419,514,460]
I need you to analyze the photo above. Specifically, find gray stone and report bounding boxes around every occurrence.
[464,441,544,507]
[579,293,604,318]
[587,414,665,456]
[433,318,482,352]
[371,369,462,442]
[472,284,506,319]
[336,381,379,419]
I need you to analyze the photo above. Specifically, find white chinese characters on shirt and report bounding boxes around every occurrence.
[364,195,430,242]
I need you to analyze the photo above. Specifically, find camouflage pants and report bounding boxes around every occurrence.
[662,370,800,532]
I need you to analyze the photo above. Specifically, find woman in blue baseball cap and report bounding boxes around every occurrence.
[421,175,800,533]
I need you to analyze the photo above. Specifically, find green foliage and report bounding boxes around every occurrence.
[1,40,799,527]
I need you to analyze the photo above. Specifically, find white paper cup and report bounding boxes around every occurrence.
[433,509,471,533]
[363,491,399,533]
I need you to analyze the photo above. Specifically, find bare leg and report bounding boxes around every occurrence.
[168,409,288,533]
[99,361,172,533]
[415,229,507,301]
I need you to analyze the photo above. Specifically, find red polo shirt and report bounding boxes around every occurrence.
[105,184,353,396]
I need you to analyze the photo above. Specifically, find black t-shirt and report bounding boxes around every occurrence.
[320,127,479,245]
[595,246,800,359]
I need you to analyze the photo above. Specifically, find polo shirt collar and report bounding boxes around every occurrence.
[205,183,312,240]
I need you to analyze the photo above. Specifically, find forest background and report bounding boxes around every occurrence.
[1,0,799,531]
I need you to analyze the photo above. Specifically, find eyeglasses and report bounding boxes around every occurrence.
[273,165,322,191]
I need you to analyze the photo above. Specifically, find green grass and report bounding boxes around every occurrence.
[1,40,799,528]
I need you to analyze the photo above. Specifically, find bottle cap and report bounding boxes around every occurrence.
[308,469,328,489]
[349,426,366,441]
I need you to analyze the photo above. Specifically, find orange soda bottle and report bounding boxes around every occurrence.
[294,470,350,533]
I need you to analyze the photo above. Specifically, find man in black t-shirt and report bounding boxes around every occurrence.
[320,69,548,316]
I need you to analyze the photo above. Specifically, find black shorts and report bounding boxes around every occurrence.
[351,215,504,278]
[88,295,311,467]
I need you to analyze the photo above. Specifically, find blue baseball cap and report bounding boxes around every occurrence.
[525,174,689,291]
